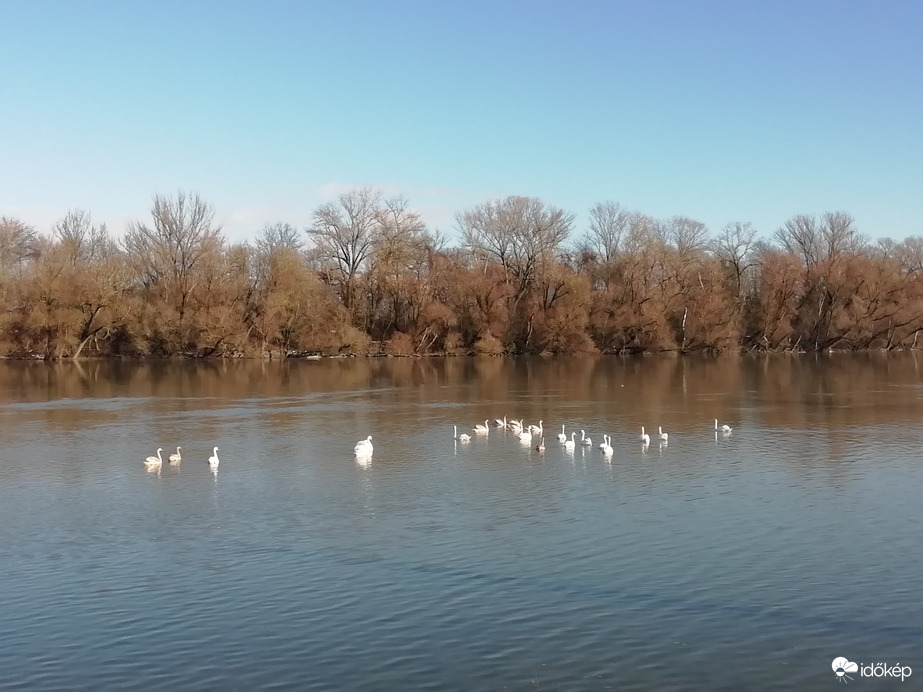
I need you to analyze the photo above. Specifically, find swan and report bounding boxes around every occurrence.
[493,416,507,427]
[528,420,543,435]
[640,426,650,445]
[564,431,576,451]
[581,430,592,446]
[168,446,182,465]
[658,426,668,442]
[601,435,613,456]
[454,425,471,443]
[556,425,567,443]
[144,448,163,468]
[354,435,373,456]
[535,436,545,452]
[208,447,220,470]
[715,418,732,433]
[508,418,523,432]
[598,435,608,450]
[474,420,489,434]
[518,427,532,442]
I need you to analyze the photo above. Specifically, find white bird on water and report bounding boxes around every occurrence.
[581,430,592,446]
[556,425,567,443]
[493,416,507,428]
[601,435,613,456]
[518,427,533,443]
[564,431,576,451]
[529,420,544,435]
[454,425,471,443]
[208,447,220,470]
[715,419,733,434]
[640,427,650,445]
[169,446,182,465]
[474,420,490,434]
[144,448,163,469]
[354,436,373,456]
[658,426,669,442]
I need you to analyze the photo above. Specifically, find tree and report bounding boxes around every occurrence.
[713,221,759,299]
[458,195,573,302]
[308,186,381,312]
[585,201,632,263]
[122,192,223,353]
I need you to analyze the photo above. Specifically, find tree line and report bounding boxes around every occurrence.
[2,189,922,359]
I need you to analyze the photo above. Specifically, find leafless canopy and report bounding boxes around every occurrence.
[309,186,381,283]
[122,191,223,296]
[457,195,574,293]
[52,209,115,264]
[0,217,39,274]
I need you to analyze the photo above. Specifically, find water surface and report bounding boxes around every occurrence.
[1,354,921,690]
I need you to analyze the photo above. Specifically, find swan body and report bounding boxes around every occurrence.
[508,418,523,432]
[658,426,668,442]
[715,419,732,433]
[518,428,532,442]
[640,426,650,445]
[474,420,489,434]
[354,435,373,456]
[601,435,613,456]
[535,436,545,452]
[581,430,592,446]
[493,417,507,427]
[144,448,163,468]
[454,425,471,443]
[564,432,576,451]
[208,447,220,470]
[528,420,543,435]
[598,435,608,450]
[168,446,182,465]
[556,425,567,443]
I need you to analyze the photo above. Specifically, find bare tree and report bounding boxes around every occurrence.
[256,222,303,255]
[308,186,382,310]
[122,192,223,348]
[0,216,38,276]
[713,221,759,298]
[52,209,114,265]
[586,201,632,263]
[458,195,573,298]
[659,216,709,258]
[774,214,820,266]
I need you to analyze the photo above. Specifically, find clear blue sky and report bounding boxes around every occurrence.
[2,0,920,245]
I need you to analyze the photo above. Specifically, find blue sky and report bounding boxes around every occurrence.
[2,0,920,245]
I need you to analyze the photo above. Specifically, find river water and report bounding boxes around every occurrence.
[0,354,920,690]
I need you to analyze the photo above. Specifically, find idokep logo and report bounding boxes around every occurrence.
[832,657,912,683]
[832,658,859,683]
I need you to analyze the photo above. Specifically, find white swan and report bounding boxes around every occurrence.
[144,448,163,468]
[493,416,507,427]
[508,418,523,432]
[518,427,532,442]
[208,447,220,470]
[528,420,543,435]
[640,426,650,445]
[354,435,373,456]
[601,435,613,456]
[474,420,489,434]
[454,425,471,443]
[715,418,732,433]
[598,434,607,450]
[658,426,668,442]
[168,446,182,465]
[581,430,592,446]
[556,425,567,443]
[564,431,576,451]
